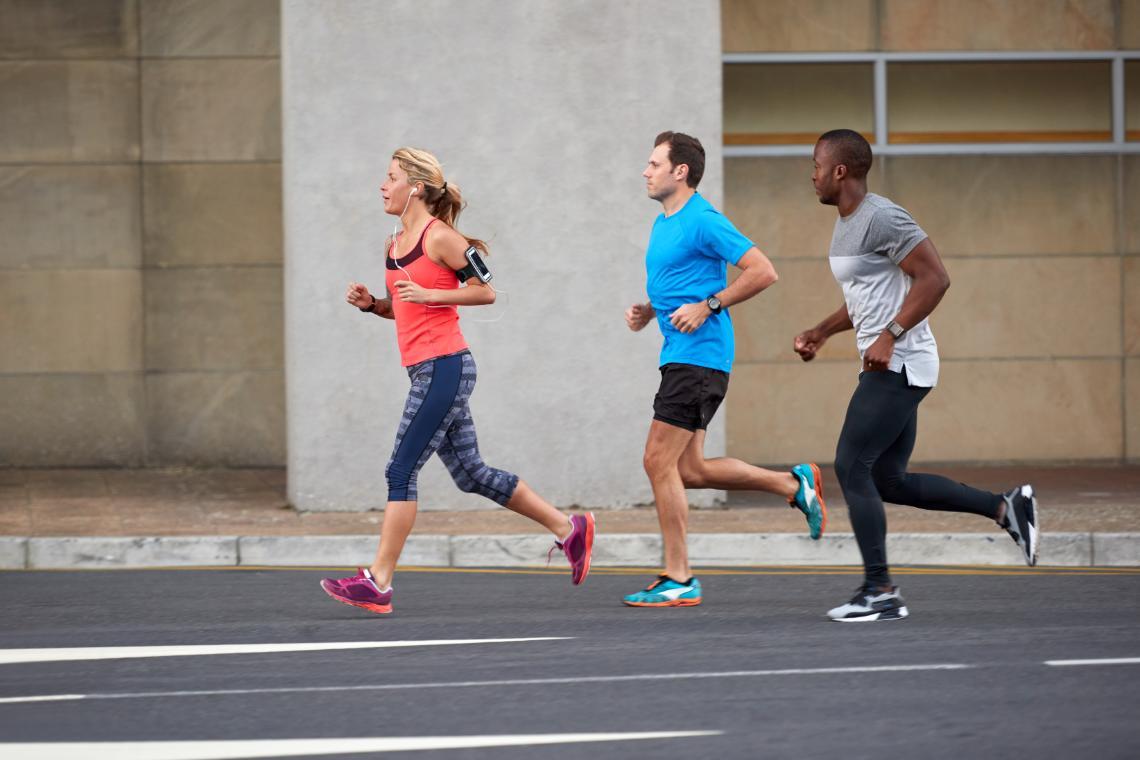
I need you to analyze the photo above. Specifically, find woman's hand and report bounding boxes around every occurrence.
[346,282,372,309]
[393,280,433,304]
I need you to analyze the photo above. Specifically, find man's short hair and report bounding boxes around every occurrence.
[655,131,705,188]
[817,129,873,180]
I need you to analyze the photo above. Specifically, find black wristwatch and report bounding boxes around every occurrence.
[885,319,906,339]
[359,294,376,313]
[706,295,722,314]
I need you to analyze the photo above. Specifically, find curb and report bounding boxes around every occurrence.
[1,532,1138,569]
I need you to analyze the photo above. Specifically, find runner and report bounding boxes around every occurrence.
[623,131,828,608]
[795,129,1039,622]
[321,147,594,615]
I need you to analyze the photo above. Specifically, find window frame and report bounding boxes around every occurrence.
[723,51,1140,156]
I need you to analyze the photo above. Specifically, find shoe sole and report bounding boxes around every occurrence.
[622,598,702,608]
[809,462,828,540]
[573,512,596,586]
[831,606,909,622]
[319,582,392,615]
[1023,484,1039,567]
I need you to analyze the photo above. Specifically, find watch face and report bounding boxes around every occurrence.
[708,297,721,311]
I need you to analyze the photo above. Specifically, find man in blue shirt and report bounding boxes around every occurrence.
[622,131,828,607]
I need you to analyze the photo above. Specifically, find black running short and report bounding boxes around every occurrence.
[652,362,730,432]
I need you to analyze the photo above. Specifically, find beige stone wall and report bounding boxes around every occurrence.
[722,1,1136,465]
[2,1,1135,469]
[0,0,283,466]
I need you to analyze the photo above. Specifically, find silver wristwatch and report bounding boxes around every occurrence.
[885,320,906,339]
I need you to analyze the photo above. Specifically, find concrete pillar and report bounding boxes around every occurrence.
[283,0,724,510]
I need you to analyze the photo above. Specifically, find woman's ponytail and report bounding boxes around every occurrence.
[393,147,488,255]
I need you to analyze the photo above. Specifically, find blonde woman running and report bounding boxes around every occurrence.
[321,148,594,615]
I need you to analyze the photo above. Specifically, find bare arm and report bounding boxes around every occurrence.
[861,238,950,371]
[346,282,394,320]
[391,224,495,307]
[714,247,778,308]
[367,296,395,319]
[815,303,854,338]
[794,303,852,362]
[892,238,951,329]
[669,247,777,334]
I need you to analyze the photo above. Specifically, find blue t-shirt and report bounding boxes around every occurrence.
[645,192,753,372]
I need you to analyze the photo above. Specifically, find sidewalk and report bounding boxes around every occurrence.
[2,466,1139,568]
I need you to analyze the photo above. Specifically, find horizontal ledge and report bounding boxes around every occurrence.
[890,130,1116,144]
[7,533,1128,569]
[724,51,1140,63]
[0,55,280,62]
[725,143,1140,156]
[0,160,282,167]
[764,252,1126,261]
[0,369,283,379]
[726,132,873,145]
[0,265,283,273]
[725,131,1123,146]
[733,356,1126,365]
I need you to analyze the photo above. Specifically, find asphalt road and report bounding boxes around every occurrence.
[0,566,1138,759]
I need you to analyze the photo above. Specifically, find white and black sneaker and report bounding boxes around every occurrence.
[827,584,909,622]
[1002,484,1039,566]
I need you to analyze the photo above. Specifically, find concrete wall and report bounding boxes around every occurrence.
[283,0,724,510]
[4,0,1136,477]
[721,0,1139,466]
[0,0,283,466]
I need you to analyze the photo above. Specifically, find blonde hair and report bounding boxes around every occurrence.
[392,147,488,254]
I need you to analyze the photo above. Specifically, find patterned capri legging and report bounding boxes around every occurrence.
[384,350,519,505]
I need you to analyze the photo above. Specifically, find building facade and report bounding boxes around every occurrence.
[2,1,1137,509]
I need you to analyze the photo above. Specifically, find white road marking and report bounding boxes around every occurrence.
[0,694,86,704]
[0,663,971,705]
[0,732,723,759]
[0,637,570,666]
[1044,657,1140,667]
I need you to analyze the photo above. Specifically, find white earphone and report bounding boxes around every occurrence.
[388,179,508,322]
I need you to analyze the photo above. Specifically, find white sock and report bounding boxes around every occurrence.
[361,568,391,593]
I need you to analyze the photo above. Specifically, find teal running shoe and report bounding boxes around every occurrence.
[622,575,702,607]
[789,462,828,540]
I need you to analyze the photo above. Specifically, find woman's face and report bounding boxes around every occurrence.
[380,158,415,216]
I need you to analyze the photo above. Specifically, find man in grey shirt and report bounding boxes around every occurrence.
[794,130,1040,622]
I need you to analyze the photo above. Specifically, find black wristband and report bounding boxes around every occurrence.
[359,294,376,313]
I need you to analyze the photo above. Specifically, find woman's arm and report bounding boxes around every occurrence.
[391,223,495,306]
[346,281,394,319]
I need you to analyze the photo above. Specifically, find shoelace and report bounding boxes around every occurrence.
[546,524,578,567]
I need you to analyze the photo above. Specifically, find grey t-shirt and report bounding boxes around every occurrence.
[828,193,939,387]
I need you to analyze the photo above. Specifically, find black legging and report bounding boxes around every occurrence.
[834,369,1001,587]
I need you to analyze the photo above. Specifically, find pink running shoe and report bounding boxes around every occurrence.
[320,568,392,614]
[549,512,595,585]
[320,567,367,592]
